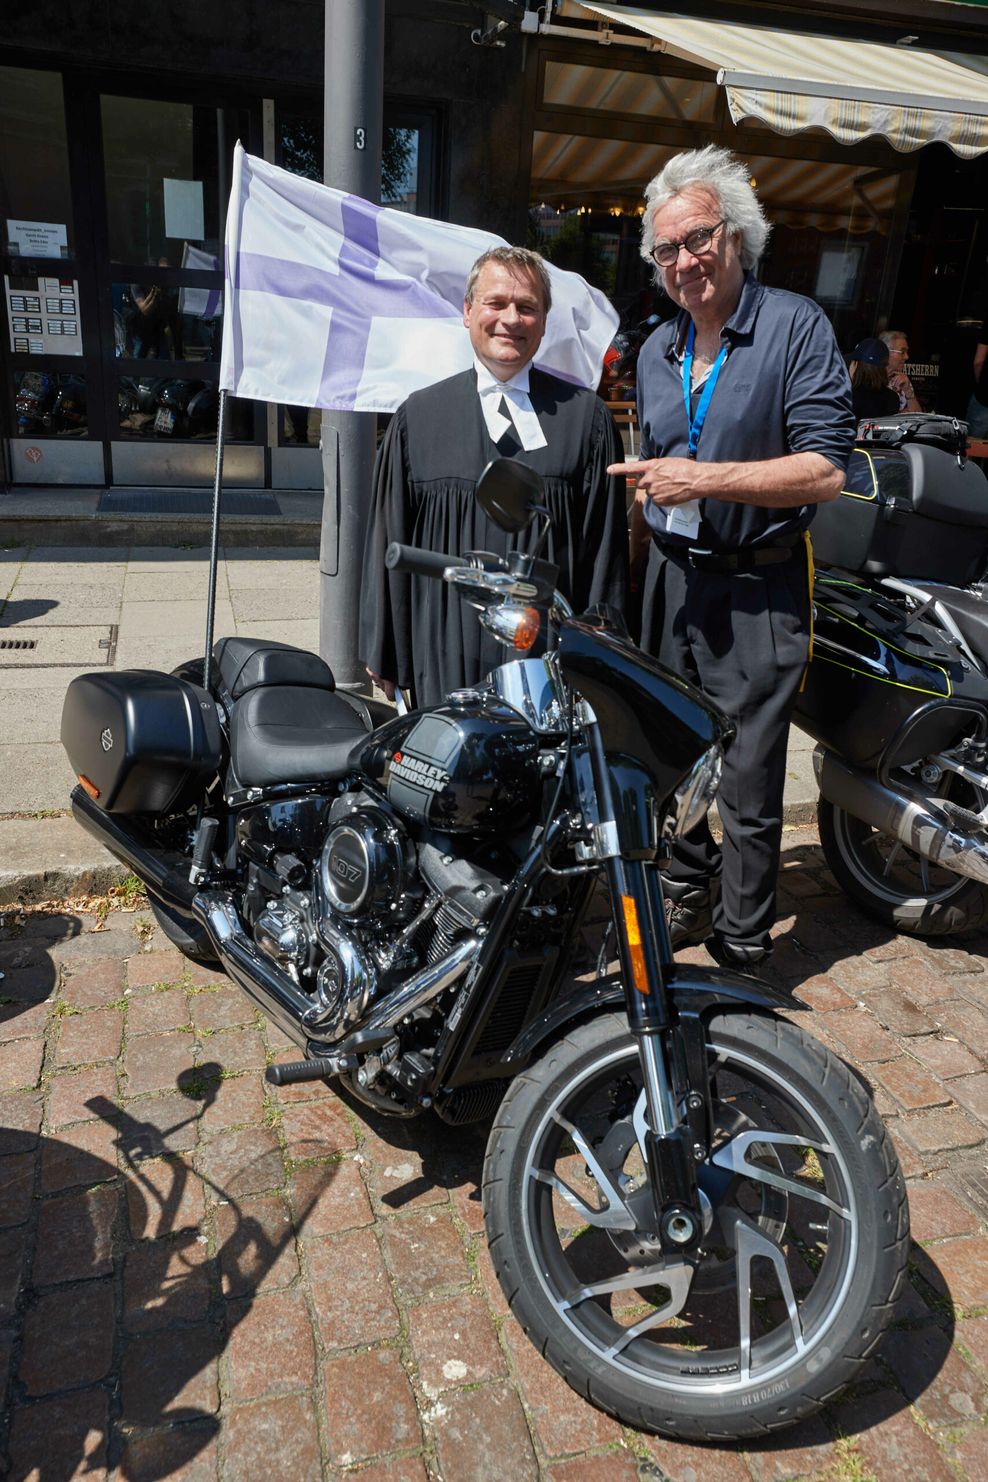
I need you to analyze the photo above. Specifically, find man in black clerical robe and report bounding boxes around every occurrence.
[359,246,629,708]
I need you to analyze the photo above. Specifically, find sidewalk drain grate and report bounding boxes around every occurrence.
[0,624,117,669]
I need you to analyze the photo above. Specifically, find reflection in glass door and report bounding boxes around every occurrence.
[98,93,260,487]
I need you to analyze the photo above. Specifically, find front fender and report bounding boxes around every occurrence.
[504,964,804,1068]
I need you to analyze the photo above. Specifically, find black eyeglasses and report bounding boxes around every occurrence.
[651,220,726,269]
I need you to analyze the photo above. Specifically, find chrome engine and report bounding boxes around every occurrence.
[253,903,313,980]
[247,789,507,1045]
[318,804,416,918]
[249,794,430,1041]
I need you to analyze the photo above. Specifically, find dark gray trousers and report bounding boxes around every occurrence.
[641,540,811,952]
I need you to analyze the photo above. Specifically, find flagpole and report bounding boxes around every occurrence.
[202,388,227,696]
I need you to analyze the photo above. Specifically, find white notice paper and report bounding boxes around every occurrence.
[6,220,68,258]
[163,179,205,242]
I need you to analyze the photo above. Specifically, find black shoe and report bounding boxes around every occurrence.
[665,885,714,949]
[707,937,771,973]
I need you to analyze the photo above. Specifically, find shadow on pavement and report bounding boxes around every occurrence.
[0,598,60,626]
[0,1065,332,1481]
[0,911,81,1031]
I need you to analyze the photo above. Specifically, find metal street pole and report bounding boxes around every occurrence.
[319,0,384,686]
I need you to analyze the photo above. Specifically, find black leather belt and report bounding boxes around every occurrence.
[659,535,802,574]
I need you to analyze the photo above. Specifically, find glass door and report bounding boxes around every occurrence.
[97,92,259,486]
[0,65,104,487]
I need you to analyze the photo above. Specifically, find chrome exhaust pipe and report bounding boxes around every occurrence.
[814,749,988,886]
[193,891,314,1050]
[193,890,478,1056]
[359,936,477,1033]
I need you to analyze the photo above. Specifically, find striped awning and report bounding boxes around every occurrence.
[559,3,988,158]
[532,132,902,231]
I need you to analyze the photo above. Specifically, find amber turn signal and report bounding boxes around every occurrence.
[512,607,541,651]
[78,775,101,801]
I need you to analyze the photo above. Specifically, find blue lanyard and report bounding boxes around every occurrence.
[682,322,728,460]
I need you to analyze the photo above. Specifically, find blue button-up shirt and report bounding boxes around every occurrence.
[636,273,855,551]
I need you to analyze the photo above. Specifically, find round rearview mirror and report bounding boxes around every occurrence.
[476,458,544,533]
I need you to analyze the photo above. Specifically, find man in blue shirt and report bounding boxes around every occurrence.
[610,145,854,969]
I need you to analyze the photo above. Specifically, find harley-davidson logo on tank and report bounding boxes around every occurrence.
[384,703,541,835]
[390,750,449,794]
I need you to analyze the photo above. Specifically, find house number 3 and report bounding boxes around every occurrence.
[354,127,366,150]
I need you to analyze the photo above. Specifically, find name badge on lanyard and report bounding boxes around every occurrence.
[666,322,728,541]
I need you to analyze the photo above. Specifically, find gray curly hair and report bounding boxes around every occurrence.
[640,146,771,276]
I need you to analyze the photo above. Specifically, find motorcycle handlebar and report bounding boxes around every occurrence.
[384,543,470,579]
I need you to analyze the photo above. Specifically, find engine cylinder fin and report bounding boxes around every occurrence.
[434,1080,505,1125]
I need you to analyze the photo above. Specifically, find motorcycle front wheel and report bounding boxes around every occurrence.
[483,1010,908,1440]
[818,797,988,937]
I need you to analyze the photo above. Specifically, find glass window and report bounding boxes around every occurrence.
[279,114,428,208]
[12,369,88,437]
[115,373,254,442]
[0,68,74,259]
[101,96,246,266]
[111,280,222,362]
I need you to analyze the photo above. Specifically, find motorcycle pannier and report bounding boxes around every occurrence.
[61,670,223,814]
[810,441,988,586]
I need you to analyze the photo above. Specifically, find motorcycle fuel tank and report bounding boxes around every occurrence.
[359,696,541,835]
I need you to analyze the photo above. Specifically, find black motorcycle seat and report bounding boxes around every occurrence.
[922,585,988,663]
[213,636,335,705]
[229,684,370,788]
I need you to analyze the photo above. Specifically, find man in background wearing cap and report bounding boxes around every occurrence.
[848,338,899,420]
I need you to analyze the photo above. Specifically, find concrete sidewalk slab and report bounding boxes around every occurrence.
[0,814,123,904]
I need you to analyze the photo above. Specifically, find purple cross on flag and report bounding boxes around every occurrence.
[219,143,618,412]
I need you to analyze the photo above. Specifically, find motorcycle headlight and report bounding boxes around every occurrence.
[662,744,723,843]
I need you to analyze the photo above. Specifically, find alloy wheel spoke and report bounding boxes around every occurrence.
[880,835,905,880]
[530,1110,637,1230]
[711,1130,850,1218]
[603,1262,694,1358]
[560,1261,693,1312]
[734,1213,806,1382]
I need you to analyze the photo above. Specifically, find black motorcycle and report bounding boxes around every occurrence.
[61,460,907,1440]
[795,415,988,936]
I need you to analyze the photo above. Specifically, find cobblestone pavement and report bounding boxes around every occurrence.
[0,823,986,1481]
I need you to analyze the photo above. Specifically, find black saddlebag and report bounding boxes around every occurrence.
[61,670,223,814]
[810,439,988,586]
[795,575,988,769]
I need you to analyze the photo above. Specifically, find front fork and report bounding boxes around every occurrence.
[605,853,708,1253]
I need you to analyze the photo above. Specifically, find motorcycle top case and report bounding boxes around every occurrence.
[61,670,223,814]
[810,439,988,587]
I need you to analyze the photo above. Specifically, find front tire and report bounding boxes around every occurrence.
[818,797,988,937]
[483,1011,907,1440]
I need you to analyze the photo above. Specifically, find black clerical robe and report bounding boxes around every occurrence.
[360,366,629,708]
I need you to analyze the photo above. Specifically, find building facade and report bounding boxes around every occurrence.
[1,0,986,496]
